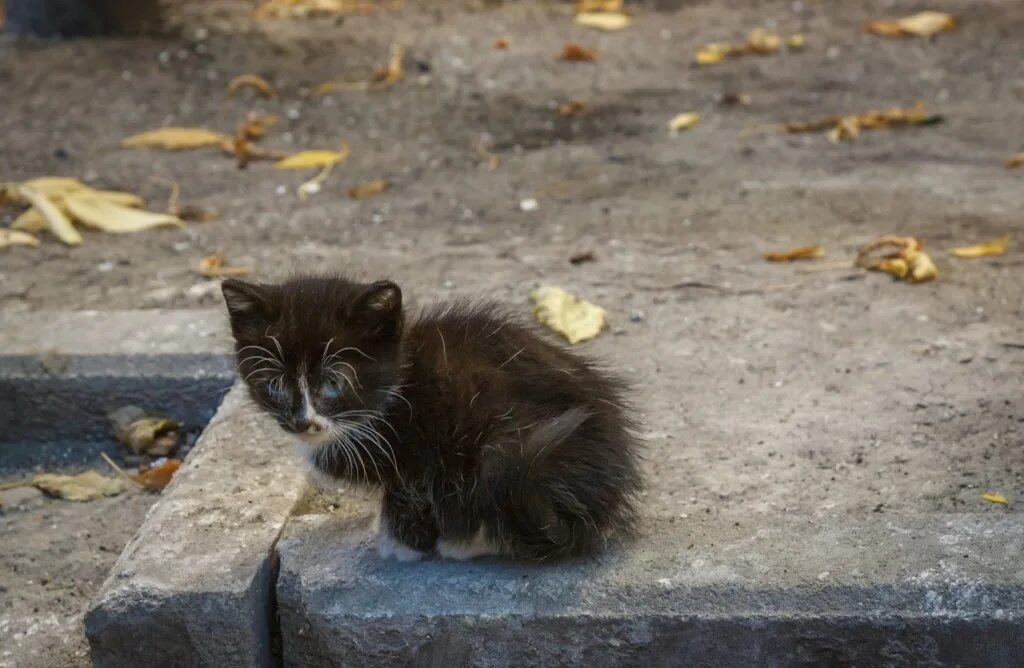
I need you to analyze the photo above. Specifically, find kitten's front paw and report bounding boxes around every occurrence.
[436,528,498,561]
[376,526,427,562]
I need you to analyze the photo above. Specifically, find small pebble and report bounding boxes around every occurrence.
[630,310,645,323]
[519,198,538,212]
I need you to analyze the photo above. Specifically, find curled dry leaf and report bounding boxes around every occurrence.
[1007,153,1024,168]
[198,253,253,278]
[764,245,825,262]
[494,38,510,50]
[63,194,183,233]
[667,112,700,132]
[560,43,599,62]
[227,73,277,98]
[781,101,941,142]
[134,459,182,492]
[574,12,631,31]
[18,186,84,245]
[696,28,802,65]
[0,229,40,249]
[982,493,1008,505]
[948,235,1010,259]
[32,471,126,502]
[577,0,622,11]
[121,127,232,150]
[276,142,352,170]
[348,179,389,199]
[558,100,588,117]
[867,11,955,37]
[856,235,938,284]
[530,286,607,345]
[254,0,378,19]
[313,44,405,95]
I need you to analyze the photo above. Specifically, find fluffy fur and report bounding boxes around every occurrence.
[222,275,642,561]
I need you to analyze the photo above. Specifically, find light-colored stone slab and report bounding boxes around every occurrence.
[277,509,1024,666]
[85,384,309,667]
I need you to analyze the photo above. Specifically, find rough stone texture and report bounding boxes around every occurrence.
[0,309,232,463]
[277,509,1024,666]
[85,385,309,668]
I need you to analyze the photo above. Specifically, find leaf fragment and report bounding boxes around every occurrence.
[982,493,1008,505]
[558,100,588,117]
[19,186,83,245]
[494,38,510,50]
[134,459,182,491]
[227,73,277,98]
[560,43,599,62]
[348,179,389,199]
[764,245,825,262]
[696,28,803,65]
[121,127,232,150]
[0,229,40,249]
[254,0,378,19]
[856,235,937,284]
[275,142,352,170]
[1007,153,1024,168]
[63,194,184,233]
[577,0,622,11]
[530,286,607,345]
[197,253,253,278]
[867,11,955,38]
[783,102,941,142]
[314,44,405,95]
[32,471,126,502]
[948,235,1010,259]
[667,112,700,133]
[574,11,631,31]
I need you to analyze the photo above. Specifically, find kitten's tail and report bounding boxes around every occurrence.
[482,407,610,561]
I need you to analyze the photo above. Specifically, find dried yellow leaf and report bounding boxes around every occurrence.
[558,101,588,117]
[867,11,955,37]
[764,245,825,262]
[785,102,940,142]
[11,207,48,232]
[197,254,253,278]
[1007,153,1024,168]
[33,471,126,502]
[948,235,1010,258]
[16,177,87,200]
[254,0,378,19]
[746,28,781,54]
[574,12,631,31]
[530,286,607,345]
[63,194,184,233]
[982,493,1008,505]
[0,229,39,249]
[696,42,732,65]
[560,43,599,62]
[275,143,351,170]
[856,235,937,284]
[19,186,83,246]
[315,45,405,95]
[227,73,277,98]
[348,179,389,199]
[121,127,232,150]
[577,0,622,11]
[787,34,805,49]
[667,113,700,132]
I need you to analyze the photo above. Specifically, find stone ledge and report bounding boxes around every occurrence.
[85,385,309,667]
[277,510,1023,666]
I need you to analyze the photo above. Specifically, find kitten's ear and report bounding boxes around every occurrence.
[222,279,279,324]
[351,280,403,336]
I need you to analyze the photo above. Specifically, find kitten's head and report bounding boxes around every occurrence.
[222,276,404,447]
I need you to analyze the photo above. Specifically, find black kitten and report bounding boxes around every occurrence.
[222,275,642,561]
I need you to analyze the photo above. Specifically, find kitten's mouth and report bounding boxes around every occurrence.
[292,427,332,447]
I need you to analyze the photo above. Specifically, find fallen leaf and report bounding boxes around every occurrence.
[348,179,389,199]
[867,11,955,37]
[695,42,733,65]
[719,92,752,106]
[134,459,182,491]
[783,102,941,142]
[18,186,83,245]
[197,253,253,278]
[569,250,596,265]
[124,418,181,456]
[560,43,599,62]
[0,229,40,249]
[856,235,938,284]
[275,142,351,170]
[764,245,825,262]
[948,235,1010,258]
[121,127,232,150]
[696,29,802,65]
[574,12,631,31]
[577,0,622,11]
[1007,153,1024,168]
[558,101,588,117]
[786,34,805,49]
[227,73,277,98]
[314,45,405,95]
[32,471,126,502]
[254,0,378,19]
[494,38,510,50]
[530,286,607,344]
[63,194,183,233]
[667,112,700,132]
[982,493,1008,505]
[745,27,781,53]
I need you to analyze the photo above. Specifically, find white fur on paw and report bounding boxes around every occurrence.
[375,524,426,562]
[436,528,498,561]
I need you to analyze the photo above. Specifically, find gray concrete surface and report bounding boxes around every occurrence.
[0,309,232,467]
[278,509,1024,666]
[84,385,308,668]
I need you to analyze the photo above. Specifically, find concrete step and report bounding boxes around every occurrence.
[85,385,1023,666]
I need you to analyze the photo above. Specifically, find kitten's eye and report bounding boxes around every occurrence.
[264,382,290,402]
[320,381,344,401]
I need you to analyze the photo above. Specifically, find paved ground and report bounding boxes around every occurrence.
[1,0,1023,665]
